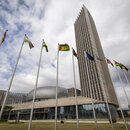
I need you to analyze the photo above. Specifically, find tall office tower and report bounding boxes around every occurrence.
[74,5,118,105]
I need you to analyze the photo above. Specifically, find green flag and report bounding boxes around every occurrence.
[24,34,34,49]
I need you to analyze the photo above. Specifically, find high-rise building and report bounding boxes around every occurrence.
[0,90,27,105]
[74,5,118,106]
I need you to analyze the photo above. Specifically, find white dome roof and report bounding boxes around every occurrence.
[26,86,67,101]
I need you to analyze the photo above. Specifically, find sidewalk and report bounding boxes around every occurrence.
[9,119,130,125]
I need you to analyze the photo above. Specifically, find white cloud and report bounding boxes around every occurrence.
[115,85,130,109]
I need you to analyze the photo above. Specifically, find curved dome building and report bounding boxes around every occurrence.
[26,86,67,101]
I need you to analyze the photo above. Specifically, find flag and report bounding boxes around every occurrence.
[0,30,8,46]
[114,61,120,66]
[114,60,128,71]
[106,58,114,66]
[96,56,103,61]
[59,44,70,51]
[120,64,129,71]
[73,48,77,57]
[86,52,94,61]
[42,40,48,52]
[24,34,34,49]
[114,61,123,69]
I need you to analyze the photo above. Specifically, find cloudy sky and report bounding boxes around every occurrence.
[0,0,130,109]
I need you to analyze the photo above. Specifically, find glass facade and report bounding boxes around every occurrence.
[7,103,118,120]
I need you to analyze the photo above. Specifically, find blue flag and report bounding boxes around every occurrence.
[86,52,94,61]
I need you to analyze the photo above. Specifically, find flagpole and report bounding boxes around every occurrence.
[84,51,98,130]
[0,41,2,46]
[108,66,128,130]
[28,41,43,130]
[123,70,130,89]
[55,44,59,130]
[7,110,11,122]
[0,37,25,120]
[115,67,130,108]
[72,48,79,130]
[97,60,114,130]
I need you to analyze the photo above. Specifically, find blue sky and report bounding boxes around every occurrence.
[0,0,130,108]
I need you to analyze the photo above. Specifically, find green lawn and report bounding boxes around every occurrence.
[117,117,130,122]
[0,122,129,130]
